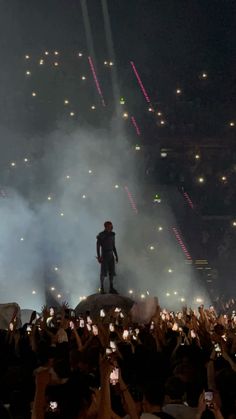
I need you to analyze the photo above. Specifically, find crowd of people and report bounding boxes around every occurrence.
[0,299,236,419]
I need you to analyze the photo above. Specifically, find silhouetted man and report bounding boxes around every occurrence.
[96,221,118,294]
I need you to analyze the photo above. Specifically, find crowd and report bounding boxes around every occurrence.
[0,299,236,419]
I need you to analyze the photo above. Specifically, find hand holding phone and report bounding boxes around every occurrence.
[110,367,119,385]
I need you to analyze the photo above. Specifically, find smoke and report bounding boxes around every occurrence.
[0,116,209,311]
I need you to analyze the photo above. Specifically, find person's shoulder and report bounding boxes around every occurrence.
[97,231,104,239]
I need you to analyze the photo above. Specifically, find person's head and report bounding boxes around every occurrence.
[104,221,113,232]
[142,381,165,412]
[165,376,186,402]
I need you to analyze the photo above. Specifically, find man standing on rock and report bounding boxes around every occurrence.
[96,221,118,294]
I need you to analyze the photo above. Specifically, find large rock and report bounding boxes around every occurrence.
[75,293,134,319]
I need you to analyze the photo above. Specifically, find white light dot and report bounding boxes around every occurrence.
[141,294,145,299]
[123,112,129,119]
[64,99,69,105]
[109,61,114,66]
[45,51,49,55]
[60,212,64,217]
[51,287,55,291]
[221,176,227,181]
[104,61,108,65]
[39,59,44,65]
[32,290,36,295]
[149,245,155,251]
[174,291,178,295]
[54,62,59,67]
[135,145,141,151]
[47,196,52,201]
[54,51,59,55]
[57,294,61,299]
[82,194,86,199]
[78,52,83,57]
[20,237,24,241]
[26,71,31,76]
[32,92,36,97]
[91,105,96,110]
[88,170,92,174]
[195,154,200,160]
[202,72,208,79]
[148,107,154,112]
[180,297,185,302]
[196,297,203,303]
[70,112,75,116]
[229,121,235,127]
[54,266,58,271]
[176,89,182,94]
[160,120,165,125]
[158,226,163,231]
[198,177,204,183]
[232,221,236,227]
[114,184,119,189]
[166,292,170,297]
[11,162,16,167]
[81,76,86,80]
[24,158,28,162]
[168,269,173,273]
[157,112,162,116]
[25,55,30,59]
[161,152,167,158]
[129,289,133,294]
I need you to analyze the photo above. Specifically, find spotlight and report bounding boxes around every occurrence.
[10,162,16,167]
[54,267,58,271]
[195,154,200,160]
[64,99,69,105]
[50,287,55,291]
[221,176,227,182]
[109,61,114,66]
[201,72,208,79]
[195,297,203,303]
[54,62,59,67]
[129,290,133,294]
[123,112,129,119]
[168,269,173,273]
[39,59,44,65]
[114,184,119,189]
[81,76,86,80]
[166,292,170,297]
[25,55,30,59]
[32,290,36,295]
[66,175,70,179]
[91,105,96,110]
[88,170,93,174]
[232,221,236,227]
[20,237,24,241]
[60,212,64,217]
[158,226,163,231]
[198,177,204,183]
[176,89,182,94]
[174,291,178,295]
[82,194,86,199]
[47,196,52,201]
[104,61,108,65]
[141,294,145,299]
[157,111,162,116]
[24,158,28,162]
[160,120,165,125]
[26,71,31,76]
[160,152,167,158]
[70,112,75,116]
[45,51,49,55]
[135,145,141,151]
[57,294,61,299]
[148,107,154,112]
[149,245,155,250]
[78,52,83,57]
[180,297,185,302]
[229,121,235,127]
[32,92,37,97]
[54,51,59,55]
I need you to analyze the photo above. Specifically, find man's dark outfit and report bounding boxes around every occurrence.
[96,229,118,294]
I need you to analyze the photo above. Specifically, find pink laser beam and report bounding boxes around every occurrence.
[131,116,141,136]
[183,191,194,209]
[172,227,192,260]
[124,186,138,214]
[130,61,151,103]
[88,56,106,106]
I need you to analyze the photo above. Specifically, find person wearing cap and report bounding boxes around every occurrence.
[96,221,118,294]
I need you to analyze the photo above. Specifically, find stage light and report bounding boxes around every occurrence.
[148,107,154,112]
[54,51,59,55]
[153,194,161,203]
[180,297,185,302]
[146,290,150,295]
[57,294,61,299]
[129,289,133,294]
[174,291,178,295]
[201,72,208,79]
[24,158,28,162]
[91,105,96,110]
[198,177,204,183]
[158,226,163,231]
[20,237,24,241]
[109,61,114,66]
[149,245,155,250]
[160,120,165,125]
[157,111,162,116]
[25,55,30,59]
[135,145,141,151]
[123,112,129,119]
[11,162,16,167]
[32,92,37,97]
[32,290,36,295]
[54,266,58,271]
[64,99,69,105]
[195,154,200,160]
[50,287,55,291]
[82,194,86,199]
[160,152,167,158]
[104,61,108,65]
[195,297,203,304]
[221,176,227,181]
[114,184,119,189]
[232,221,236,227]
[229,121,235,127]
[88,170,93,174]
[168,269,173,273]
[166,292,170,297]
[66,175,70,179]
[45,51,49,55]
[70,112,75,116]
[26,71,31,76]
[54,62,59,67]
[81,76,86,80]
[39,59,44,65]
[120,97,125,105]
[60,212,64,217]
[47,196,52,201]
[78,52,83,57]
[176,89,182,94]
[141,294,145,299]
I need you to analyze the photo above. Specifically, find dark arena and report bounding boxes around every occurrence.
[0,1,236,418]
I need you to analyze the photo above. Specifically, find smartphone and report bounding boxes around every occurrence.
[191,330,196,338]
[27,325,32,333]
[100,309,105,318]
[87,316,92,325]
[120,312,124,319]
[79,319,85,328]
[115,307,121,312]
[106,347,112,356]
[109,323,115,332]
[69,321,74,330]
[110,367,119,385]
[86,323,92,332]
[150,322,155,330]
[92,325,98,335]
[204,391,213,408]
[214,343,221,355]
[110,341,116,352]
[123,330,129,339]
